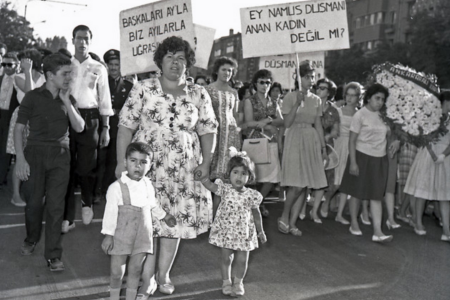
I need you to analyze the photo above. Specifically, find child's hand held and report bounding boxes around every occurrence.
[165,214,177,227]
[101,235,114,255]
[258,232,267,244]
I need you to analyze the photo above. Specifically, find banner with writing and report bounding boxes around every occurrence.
[374,62,440,98]
[259,52,325,90]
[240,0,349,58]
[193,24,216,70]
[120,0,194,76]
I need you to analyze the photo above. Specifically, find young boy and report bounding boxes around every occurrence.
[101,142,176,300]
[15,53,85,271]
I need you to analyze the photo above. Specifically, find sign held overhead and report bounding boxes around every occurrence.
[240,0,350,58]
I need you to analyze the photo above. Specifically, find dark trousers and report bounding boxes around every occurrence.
[22,145,70,260]
[64,108,99,222]
[95,137,117,195]
[0,109,12,184]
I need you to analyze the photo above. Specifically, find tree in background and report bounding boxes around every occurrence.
[408,1,450,88]
[0,1,35,51]
[35,36,68,53]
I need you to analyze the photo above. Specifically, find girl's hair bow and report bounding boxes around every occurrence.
[229,147,247,158]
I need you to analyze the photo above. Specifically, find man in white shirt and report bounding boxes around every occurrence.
[63,25,113,231]
[0,52,19,187]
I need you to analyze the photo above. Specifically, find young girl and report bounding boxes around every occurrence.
[201,147,267,297]
[101,142,176,300]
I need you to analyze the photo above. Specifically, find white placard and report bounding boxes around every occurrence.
[193,24,216,70]
[259,52,325,90]
[240,0,349,58]
[120,0,194,76]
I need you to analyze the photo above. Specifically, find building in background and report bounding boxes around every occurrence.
[191,0,420,83]
[190,29,259,85]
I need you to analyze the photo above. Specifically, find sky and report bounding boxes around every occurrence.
[10,0,292,57]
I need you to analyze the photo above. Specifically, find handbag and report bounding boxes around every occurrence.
[242,129,271,164]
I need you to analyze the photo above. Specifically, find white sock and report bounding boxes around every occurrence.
[234,277,243,285]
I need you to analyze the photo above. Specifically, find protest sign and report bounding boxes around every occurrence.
[193,24,216,70]
[120,0,194,76]
[240,0,349,58]
[259,52,324,90]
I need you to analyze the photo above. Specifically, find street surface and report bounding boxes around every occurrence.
[1,186,449,300]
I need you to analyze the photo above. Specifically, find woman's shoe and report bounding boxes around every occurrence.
[360,213,371,225]
[277,218,289,234]
[386,220,401,230]
[349,227,362,236]
[289,227,302,236]
[320,207,328,218]
[299,213,306,220]
[335,216,350,225]
[372,235,393,243]
[155,275,175,295]
[396,214,410,224]
[222,282,232,295]
[414,227,427,236]
[309,210,322,224]
[441,235,450,242]
[11,197,26,207]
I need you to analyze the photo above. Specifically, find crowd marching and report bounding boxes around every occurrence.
[0,23,449,300]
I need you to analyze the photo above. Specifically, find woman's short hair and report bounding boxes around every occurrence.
[153,36,196,70]
[363,83,389,105]
[251,69,272,85]
[18,49,43,72]
[194,75,207,84]
[42,53,72,78]
[225,156,256,184]
[439,91,450,104]
[211,56,238,81]
[343,82,363,98]
[294,60,315,90]
[269,82,283,96]
[316,78,337,100]
[335,85,344,101]
[238,83,253,101]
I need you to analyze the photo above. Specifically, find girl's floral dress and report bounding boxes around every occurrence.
[119,78,218,239]
[209,179,263,251]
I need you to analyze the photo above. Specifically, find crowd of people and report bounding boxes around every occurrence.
[1,25,449,300]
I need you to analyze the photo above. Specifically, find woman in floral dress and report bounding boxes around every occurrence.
[116,36,217,298]
[205,57,242,181]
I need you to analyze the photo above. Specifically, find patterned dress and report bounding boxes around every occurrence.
[119,78,218,239]
[204,86,241,180]
[209,179,263,251]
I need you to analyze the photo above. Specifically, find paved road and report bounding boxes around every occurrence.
[1,186,449,300]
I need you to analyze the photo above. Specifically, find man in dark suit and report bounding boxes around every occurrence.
[93,49,134,202]
[0,52,19,187]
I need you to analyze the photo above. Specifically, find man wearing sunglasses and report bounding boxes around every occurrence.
[0,52,20,188]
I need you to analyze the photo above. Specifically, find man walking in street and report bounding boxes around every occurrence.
[62,25,113,233]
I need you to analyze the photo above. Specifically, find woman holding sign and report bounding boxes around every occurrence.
[278,61,328,236]
[116,36,217,297]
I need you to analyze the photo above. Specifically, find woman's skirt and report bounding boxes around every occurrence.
[281,124,327,189]
[339,150,388,200]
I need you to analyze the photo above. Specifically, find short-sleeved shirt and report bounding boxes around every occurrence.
[281,91,322,125]
[350,106,388,157]
[17,85,76,148]
[70,56,113,116]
